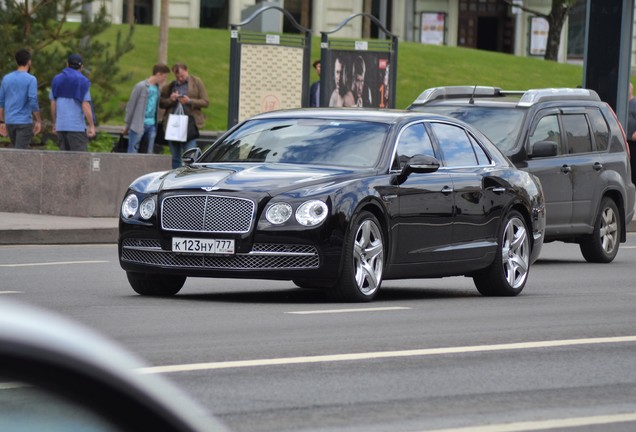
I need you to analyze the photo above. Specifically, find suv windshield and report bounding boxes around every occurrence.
[201,118,388,167]
[413,105,525,152]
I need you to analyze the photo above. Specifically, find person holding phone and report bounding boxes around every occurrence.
[159,63,209,168]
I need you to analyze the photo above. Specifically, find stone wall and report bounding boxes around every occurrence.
[0,149,171,217]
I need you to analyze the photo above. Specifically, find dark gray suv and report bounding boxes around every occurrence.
[409,86,635,263]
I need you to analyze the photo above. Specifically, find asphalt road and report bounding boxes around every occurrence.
[1,237,636,432]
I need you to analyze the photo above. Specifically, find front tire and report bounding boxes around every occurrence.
[473,210,530,296]
[330,211,384,302]
[126,272,186,296]
[579,197,620,263]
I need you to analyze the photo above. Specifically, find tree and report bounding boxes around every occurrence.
[158,0,169,63]
[504,0,578,61]
[0,0,135,129]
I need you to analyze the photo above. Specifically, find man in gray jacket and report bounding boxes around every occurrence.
[123,63,170,153]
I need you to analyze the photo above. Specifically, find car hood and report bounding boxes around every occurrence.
[133,163,369,196]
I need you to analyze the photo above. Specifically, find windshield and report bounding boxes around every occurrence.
[201,118,389,168]
[414,105,525,152]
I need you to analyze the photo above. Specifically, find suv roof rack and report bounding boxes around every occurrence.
[517,88,601,106]
[412,86,601,107]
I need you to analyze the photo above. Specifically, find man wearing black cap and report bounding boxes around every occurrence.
[50,53,96,151]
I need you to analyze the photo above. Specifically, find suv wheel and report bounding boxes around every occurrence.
[579,197,620,263]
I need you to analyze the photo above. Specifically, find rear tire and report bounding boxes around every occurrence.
[579,197,620,263]
[127,272,186,296]
[473,210,530,296]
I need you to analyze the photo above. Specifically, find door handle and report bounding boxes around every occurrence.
[593,162,603,171]
[441,186,453,195]
[560,165,572,174]
[490,187,507,194]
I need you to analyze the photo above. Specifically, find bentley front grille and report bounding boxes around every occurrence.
[161,195,255,233]
[121,239,319,270]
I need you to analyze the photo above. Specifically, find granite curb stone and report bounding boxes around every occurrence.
[1,211,635,246]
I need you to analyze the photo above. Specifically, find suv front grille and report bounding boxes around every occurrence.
[161,195,255,233]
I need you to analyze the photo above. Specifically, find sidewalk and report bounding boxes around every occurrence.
[1,211,635,245]
[0,212,118,245]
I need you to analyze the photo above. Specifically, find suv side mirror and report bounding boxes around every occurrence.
[530,141,558,158]
[182,147,202,165]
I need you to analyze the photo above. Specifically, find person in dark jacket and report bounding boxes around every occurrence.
[160,63,209,168]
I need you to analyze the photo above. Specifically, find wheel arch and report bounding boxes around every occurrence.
[600,189,626,242]
[510,202,534,249]
[348,198,391,259]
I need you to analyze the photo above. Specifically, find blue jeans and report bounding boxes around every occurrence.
[128,124,157,154]
[169,139,197,169]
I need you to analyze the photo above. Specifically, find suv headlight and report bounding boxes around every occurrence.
[296,200,328,226]
[121,194,139,218]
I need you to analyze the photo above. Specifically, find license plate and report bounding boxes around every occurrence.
[172,237,235,255]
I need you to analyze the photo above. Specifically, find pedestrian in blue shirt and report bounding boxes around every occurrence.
[0,49,42,149]
[123,63,170,154]
[50,53,96,151]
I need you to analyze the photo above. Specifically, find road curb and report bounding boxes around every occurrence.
[0,228,118,245]
[0,215,634,246]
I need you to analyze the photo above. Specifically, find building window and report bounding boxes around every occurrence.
[200,0,228,29]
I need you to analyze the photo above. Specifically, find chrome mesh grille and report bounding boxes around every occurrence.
[161,195,255,233]
[122,238,162,249]
[121,239,319,270]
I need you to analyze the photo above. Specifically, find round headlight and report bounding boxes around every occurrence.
[266,202,293,225]
[121,194,138,218]
[139,197,156,220]
[296,200,328,226]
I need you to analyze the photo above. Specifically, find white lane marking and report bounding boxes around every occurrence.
[0,260,109,268]
[138,335,636,374]
[0,382,26,390]
[287,306,411,315]
[0,291,22,295]
[421,412,636,432]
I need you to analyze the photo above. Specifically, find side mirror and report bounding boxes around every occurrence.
[403,154,440,175]
[182,147,202,165]
[530,141,558,158]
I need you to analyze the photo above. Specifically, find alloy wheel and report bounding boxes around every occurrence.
[502,217,530,290]
[352,219,384,296]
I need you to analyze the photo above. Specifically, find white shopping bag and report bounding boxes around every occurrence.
[164,104,188,142]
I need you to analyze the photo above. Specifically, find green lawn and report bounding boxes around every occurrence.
[108,24,584,132]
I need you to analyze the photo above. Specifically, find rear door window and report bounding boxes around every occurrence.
[562,114,593,154]
[588,109,609,151]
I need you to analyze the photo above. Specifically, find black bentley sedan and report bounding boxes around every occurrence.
[119,109,545,302]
